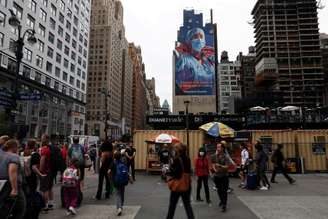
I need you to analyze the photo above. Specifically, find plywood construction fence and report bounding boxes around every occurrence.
[133,130,204,170]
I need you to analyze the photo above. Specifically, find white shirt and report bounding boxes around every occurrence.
[241,149,249,166]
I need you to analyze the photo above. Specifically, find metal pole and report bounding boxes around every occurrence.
[211,10,219,114]
[186,104,189,150]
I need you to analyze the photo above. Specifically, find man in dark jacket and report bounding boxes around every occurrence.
[270,144,296,184]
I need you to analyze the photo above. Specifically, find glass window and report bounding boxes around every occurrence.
[36,55,43,68]
[38,24,45,37]
[64,59,68,68]
[59,13,64,24]
[82,60,86,69]
[77,68,81,76]
[47,46,53,58]
[12,3,23,20]
[40,9,47,22]
[46,61,52,73]
[70,63,75,73]
[38,40,44,52]
[0,12,5,27]
[56,53,61,64]
[63,72,68,81]
[58,26,63,37]
[50,18,56,30]
[23,48,32,62]
[79,34,83,43]
[78,45,82,54]
[74,5,79,14]
[42,0,48,7]
[68,0,73,7]
[67,9,72,19]
[82,71,85,79]
[76,80,80,88]
[83,49,87,58]
[55,67,60,77]
[48,32,55,44]
[27,0,36,12]
[26,15,35,29]
[0,32,3,47]
[71,51,76,61]
[69,76,74,85]
[65,33,70,43]
[66,21,71,30]
[78,56,82,65]
[81,83,85,91]
[73,28,77,37]
[72,39,77,49]
[51,4,57,16]
[0,0,7,7]
[64,46,69,56]
[59,0,65,10]
[57,39,62,50]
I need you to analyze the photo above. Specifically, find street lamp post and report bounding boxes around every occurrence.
[8,9,37,135]
[99,88,110,140]
[184,100,190,151]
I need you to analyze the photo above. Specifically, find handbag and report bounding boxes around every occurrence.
[84,154,92,168]
[167,158,191,192]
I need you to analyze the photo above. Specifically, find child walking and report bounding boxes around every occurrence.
[62,158,80,216]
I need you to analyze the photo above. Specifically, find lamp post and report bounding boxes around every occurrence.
[8,9,37,134]
[184,100,190,150]
[99,88,110,140]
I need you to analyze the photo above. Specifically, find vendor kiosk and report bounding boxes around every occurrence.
[146,141,162,173]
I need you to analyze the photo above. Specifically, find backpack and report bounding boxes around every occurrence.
[49,145,66,174]
[70,144,84,167]
[62,167,78,188]
[114,161,129,186]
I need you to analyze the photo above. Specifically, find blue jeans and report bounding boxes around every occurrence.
[116,186,125,209]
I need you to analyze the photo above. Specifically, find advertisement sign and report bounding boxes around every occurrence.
[175,27,215,96]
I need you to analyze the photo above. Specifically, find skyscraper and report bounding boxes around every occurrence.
[0,0,91,137]
[252,0,324,107]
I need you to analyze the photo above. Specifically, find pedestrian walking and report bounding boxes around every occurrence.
[166,143,194,219]
[88,145,97,173]
[125,142,136,181]
[239,143,250,188]
[255,141,270,190]
[195,147,211,204]
[0,139,26,219]
[0,135,9,149]
[211,143,231,212]
[270,144,296,184]
[68,137,86,191]
[95,140,113,200]
[108,151,130,216]
[62,159,80,216]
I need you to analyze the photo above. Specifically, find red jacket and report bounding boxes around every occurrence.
[195,157,209,177]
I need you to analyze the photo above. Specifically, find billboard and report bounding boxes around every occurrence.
[175,27,215,96]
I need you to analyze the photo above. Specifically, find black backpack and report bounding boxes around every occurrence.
[49,145,66,175]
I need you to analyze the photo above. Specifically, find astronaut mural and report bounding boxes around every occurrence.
[175,27,215,96]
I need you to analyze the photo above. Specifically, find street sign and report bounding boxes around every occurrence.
[18,91,42,101]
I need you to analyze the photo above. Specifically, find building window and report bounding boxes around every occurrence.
[63,72,68,81]
[59,0,65,10]
[47,46,53,58]
[74,5,79,14]
[66,21,71,31]
[70,63,75,73]
[69,76,74,85]
[57,39,62,50]
[50,18,56,30]
[27,0,36,12]
[67,9,72,19]
[64,46,69,56]
[37,40,44,52]
[26,15,35,29]
[0,0,7,7]
[73,28,77,37]
[71,51,76,61]
[82,60,86,69]
[84,39,88,47]
[46,61,52,73]
[81,83,85,91]
[12,3,23,20]
[23,66,31,78]
[58,26,63,37]
[48,32,54,44]
[78,45,82,54]
[0,12,6,27]
[56,53,61,64]
[36,55,43,68]
[40,9,47,22]
[42,0,48,7]
[50,4,57,16]
[45,77,51,87]
[78,56,82,65]
[23,48,32,62]
[77,68,81,76]
[76,80,80,88]
[72,39,76,49]
[82,71,85,79]
[55,67,60,77]
[83,49,87,58]
[65,33,70,43]
[38,24,45,37]
[79,34,83,43]
[59,13,64,24]
[0,32,3,47]
[54,81,59,90]
[68,0,73,7]
[64,59,68,68]
[35,72,41,82]
[9,39,16,53]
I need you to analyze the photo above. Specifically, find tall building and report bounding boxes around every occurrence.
[218,51,241,114]
[252,0,324,107]
[239,46,256,98]
[129,43,147,131]
[0,0,91,137]
[146,77,160,115]
[162,99,170,112]
[320,33,328,106]
[87,0,126,139]
[173,9,217,115]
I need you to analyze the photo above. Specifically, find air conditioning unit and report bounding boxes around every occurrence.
[0,54,8,68]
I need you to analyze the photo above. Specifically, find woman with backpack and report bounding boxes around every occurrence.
[166,143,194,219]
[108,151,129,216]
[62,159,80,216]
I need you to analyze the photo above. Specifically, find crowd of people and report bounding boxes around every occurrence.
[0,134,136,218]
[0,132,296,219]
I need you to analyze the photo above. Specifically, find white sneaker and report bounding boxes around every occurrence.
[69,206,77,215]
[260,186,268,191]
[66,210,71,216]
[117,208,122,216]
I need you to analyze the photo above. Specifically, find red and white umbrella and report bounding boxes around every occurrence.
[155,134,180,144]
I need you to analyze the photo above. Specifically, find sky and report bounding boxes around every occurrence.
[121,0,328,107]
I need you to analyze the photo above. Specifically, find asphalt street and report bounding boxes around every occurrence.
[40,171,328,219]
